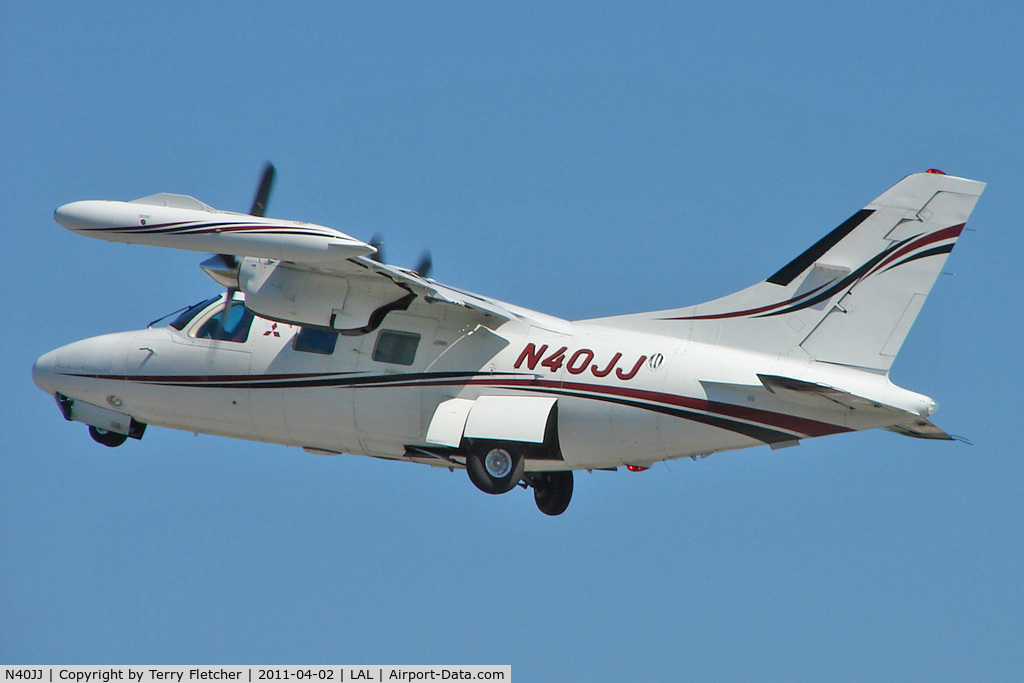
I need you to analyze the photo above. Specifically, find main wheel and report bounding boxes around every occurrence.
[532,470,574,516]
[89,425,127,448]
[466,446,524,495]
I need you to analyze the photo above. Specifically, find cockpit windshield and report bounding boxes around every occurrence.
[168,296,221,330]
[193,302,255,343]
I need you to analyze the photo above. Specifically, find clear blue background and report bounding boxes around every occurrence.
[2,2,1021,679]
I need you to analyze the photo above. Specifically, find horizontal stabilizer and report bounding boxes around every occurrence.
[757,374,901,413]
[883,418,954,441]
[754,373,942,423]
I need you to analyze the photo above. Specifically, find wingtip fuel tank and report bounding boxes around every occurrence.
[54,196,375,263]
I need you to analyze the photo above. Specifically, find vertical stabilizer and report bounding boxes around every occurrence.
[583,172,984,372]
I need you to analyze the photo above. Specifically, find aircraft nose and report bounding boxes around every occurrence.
[54,201,88,231]
[32,349,58,395]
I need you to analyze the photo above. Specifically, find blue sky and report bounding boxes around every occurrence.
[2,2,1022,679]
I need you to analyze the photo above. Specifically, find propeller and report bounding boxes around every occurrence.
[368,234,432,279]
[201,163,434,332]
[369,233,386,264]
[249,162,276,217]
[414,250,432,279]
[207,162,276,327]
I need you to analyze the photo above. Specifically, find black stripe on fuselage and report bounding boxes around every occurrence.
[59,369,827,444]
[58,369,509,390]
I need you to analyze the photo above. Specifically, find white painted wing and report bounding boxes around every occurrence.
[238,254,522,331]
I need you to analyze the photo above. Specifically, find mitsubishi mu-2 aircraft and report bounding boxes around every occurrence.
[32,166,984,515]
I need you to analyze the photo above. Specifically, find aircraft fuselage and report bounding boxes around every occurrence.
[33,293,933,472]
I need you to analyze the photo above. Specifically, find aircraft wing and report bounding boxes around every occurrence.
[341,255,520,319]
[53,193,522,331]
[238,254,521,333]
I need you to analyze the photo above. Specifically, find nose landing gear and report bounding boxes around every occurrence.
[53,394,147,448]
[88,425,128,448]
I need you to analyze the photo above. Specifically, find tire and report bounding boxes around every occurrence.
[466,445,524,495]
[89,425,128,448]
[532,470,574,516]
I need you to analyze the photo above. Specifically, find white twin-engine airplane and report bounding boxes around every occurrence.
[33,166,984,515]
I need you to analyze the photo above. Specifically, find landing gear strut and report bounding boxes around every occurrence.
[88,425,127,448]
[528,470,574,516]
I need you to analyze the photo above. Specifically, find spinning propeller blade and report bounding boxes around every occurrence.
[210,162,277,313]
[369,234,433,277]
[369,233,386,264]
[414,250,432,278]
[249,162,276,217]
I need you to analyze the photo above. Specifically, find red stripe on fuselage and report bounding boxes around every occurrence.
[660,280,835,321]
[378,376,850,438]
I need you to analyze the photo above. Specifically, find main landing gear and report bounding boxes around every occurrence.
[466,446,525,495]
[465,443,574,515]
[527,471,574,516]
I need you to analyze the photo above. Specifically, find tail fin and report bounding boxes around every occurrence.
[584,171,985,372]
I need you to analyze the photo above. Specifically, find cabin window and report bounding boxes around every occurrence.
[372,330,420,366]
[193,303,255,343]
[293,326,338,355]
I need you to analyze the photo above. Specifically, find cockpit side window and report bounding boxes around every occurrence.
[193,303,255,343]
[169,296,220,330]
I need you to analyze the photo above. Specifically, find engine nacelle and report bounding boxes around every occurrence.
[239,259,413,333]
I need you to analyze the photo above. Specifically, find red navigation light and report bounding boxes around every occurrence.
[926,168,946,175]
[626,465,648,472]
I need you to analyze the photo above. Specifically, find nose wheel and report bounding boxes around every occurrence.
[88,425,128,448]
